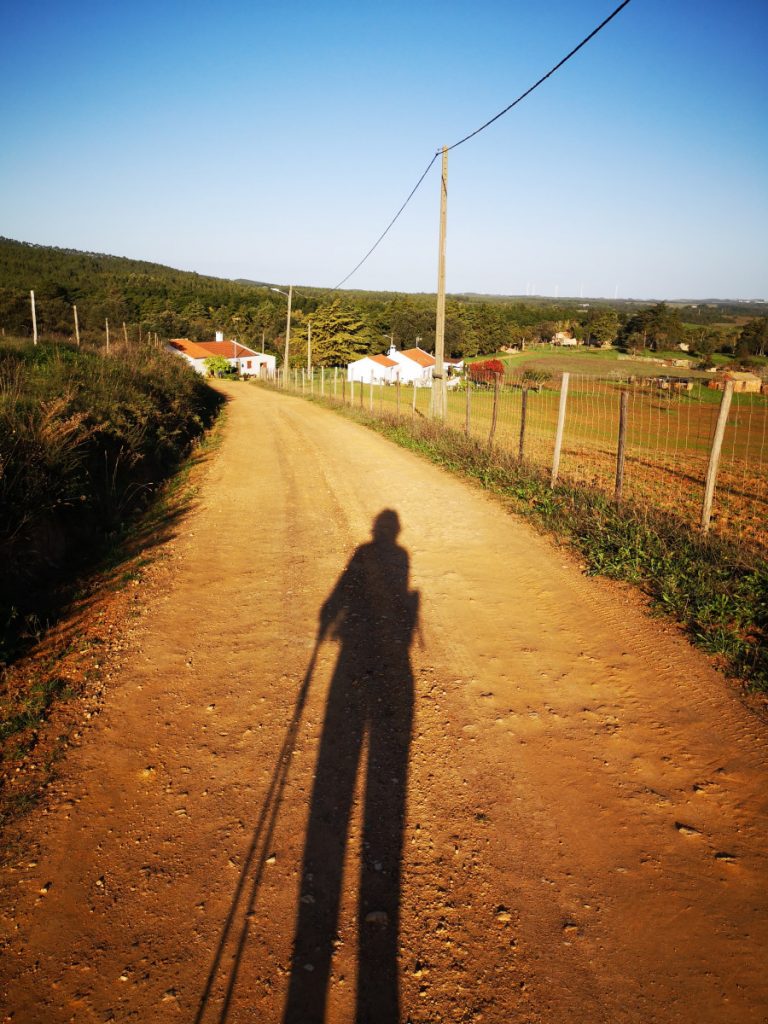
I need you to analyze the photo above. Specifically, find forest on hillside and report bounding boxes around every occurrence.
[1,237,766,364]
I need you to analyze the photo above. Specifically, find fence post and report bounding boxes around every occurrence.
[614,388,629,503]
[701,381,734,534]
[73,304,80,347]
[122,321,129,346]
[321,366,325,396]
[551,372,570,486]
[105,318,110,354]
[488,374,500,447]
[518,385,528,460]
[396,380,401,417]
[30,291,37,345]
[369,380,374,412]
[465,380,471,437]
[412,382,417,416]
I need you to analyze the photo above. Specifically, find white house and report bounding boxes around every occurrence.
[346,353,399,384]
[347,344,464,386]
[168,337,276,378]
[552,331,578,347]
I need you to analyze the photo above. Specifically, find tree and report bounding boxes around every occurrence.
[584,309,620,347]
[737,318,768,357]
[204,355,235,377]
[307,300,373,366]
[689,328,720,363]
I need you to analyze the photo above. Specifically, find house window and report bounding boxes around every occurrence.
[247,360,252,368]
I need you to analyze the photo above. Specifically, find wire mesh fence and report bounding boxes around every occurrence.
[270,366,768,557]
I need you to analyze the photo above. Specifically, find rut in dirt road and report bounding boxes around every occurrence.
[1,381,767,1024]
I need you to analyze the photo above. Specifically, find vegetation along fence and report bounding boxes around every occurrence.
[266,366,767,556]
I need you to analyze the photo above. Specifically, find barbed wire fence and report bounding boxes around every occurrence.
[269,365,768,557]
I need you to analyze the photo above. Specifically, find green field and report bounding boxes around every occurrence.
[296,368,768,553]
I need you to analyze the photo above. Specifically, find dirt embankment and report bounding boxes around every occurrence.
[1,381,766,1024]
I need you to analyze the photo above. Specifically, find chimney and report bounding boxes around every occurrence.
[215,330,224,342]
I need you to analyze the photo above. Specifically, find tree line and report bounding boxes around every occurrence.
[1,237,765,365]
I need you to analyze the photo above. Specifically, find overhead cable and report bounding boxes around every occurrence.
[332,152,439,290]
[446,0,632,151]
[332,0,631,289]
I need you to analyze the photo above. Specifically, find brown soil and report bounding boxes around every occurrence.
[1,382,767,1024]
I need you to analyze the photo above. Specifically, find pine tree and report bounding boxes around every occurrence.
[308,300,373,366]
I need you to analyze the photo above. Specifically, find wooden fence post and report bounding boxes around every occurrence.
[30,291,37,345]
[701,381,734,534]
[369,380,374,412]
[551,372,570,486]
[614,388,629,503]
[488,374,500,447]
[73,305,80,347]
[518,385,528,460]
[412,382,417,416]
[396,380,401,417]
[105,318,110,354]
[122,321,129,346]
[321,366,325,396]
[465,381,471,437]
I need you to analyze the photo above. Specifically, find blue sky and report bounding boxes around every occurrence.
[1,0,766,300]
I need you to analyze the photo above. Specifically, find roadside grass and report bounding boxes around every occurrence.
[0,336,224,665]
[294,391,768,694]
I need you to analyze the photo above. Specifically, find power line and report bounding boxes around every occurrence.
[332,152,439,290]
[447,0,632,151]
[331,0,632,290]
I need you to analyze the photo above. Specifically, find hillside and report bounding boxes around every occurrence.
[1,237,765,360]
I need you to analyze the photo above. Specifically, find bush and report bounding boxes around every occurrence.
[468,359,505,385]
[0,338,223,658]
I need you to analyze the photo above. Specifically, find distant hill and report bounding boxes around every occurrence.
[1,237,763,356]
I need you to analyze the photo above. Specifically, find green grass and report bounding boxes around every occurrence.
[284,389,768,693]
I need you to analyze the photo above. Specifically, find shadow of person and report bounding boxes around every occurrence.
[283,509,418,1024]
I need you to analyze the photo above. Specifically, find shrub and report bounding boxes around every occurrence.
[0,338,223,659]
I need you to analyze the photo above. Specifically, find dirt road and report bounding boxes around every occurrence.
[2,382,767,1024]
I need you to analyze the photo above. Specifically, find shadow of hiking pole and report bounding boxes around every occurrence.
[194,639,321,1024]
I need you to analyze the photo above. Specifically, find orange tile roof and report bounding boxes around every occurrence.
[370,354,398,367]
[169,338,213,359]
[400,347,435,367]
[196,340,259,359]
[169,338,259,359]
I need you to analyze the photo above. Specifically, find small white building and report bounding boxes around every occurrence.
[347,353,399,384]
[168,337,276,378]
[552,331,578,347]
[347,344,464,386]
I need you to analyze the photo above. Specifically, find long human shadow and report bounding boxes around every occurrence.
[193,509,418,1024]
[283,508,418,1024]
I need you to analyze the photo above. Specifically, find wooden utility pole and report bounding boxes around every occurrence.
[430,146,448,420]
[30,291,37,345]
[73,305,80,347]
[105,319,110,354]
[701,381,734,534]
[284,285,293,386]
